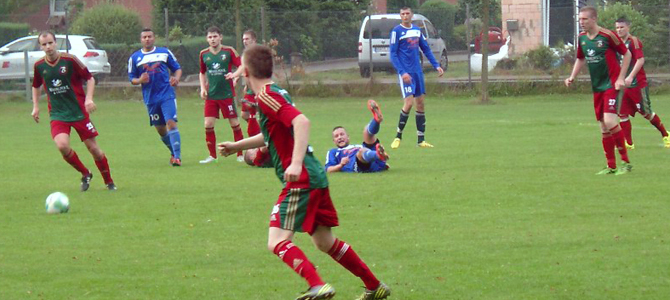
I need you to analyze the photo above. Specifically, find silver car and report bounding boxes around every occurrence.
[358,14,448,78]
[0,35,111,80]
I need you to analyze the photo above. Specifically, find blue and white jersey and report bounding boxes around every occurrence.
[324,145,363,173]
[389,24,439,75]
[128,47,181,105]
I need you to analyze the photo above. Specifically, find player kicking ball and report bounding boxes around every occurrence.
[325,99,390,173]
[218,45,391,300]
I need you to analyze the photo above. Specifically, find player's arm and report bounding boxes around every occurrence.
[167,49,182,86]
[419,34,443,76]
[84,76,96,113]
[31,65,43,123]
[284,114,310,182]
[389,28,407,76]
[218,133,265,157]
[625,41,644,86]
[226,61,245,80]
[617,50,632,89]
[565,58,585,87]
[170,69,182,87]
[128,56,148,85]
[325,150,346,173]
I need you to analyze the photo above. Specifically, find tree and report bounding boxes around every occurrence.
[455,0,501,26]
[387,0,419,11]
[420,1,458,47]
[70,3,142,44]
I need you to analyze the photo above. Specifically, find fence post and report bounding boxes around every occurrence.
[261,6,266,44]
[235,0,241,51]
[367,9,374,85]
[24,50,30,102]
[466,4,472,89]
[164,8,169,47]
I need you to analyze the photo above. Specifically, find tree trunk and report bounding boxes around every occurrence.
[481,0,490,104]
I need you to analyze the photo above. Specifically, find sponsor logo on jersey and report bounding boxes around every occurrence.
[587,49,596,57]
[59,66,67,74]
[48,79,71,95]
[212,63,220,69]
[596,40,604,48]
[52,79,62,87]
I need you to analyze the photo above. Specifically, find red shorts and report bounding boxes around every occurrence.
[620,86,650,117]
[593,89,621,121]
[269,187,339,234]
[241,94,257,116]
[205,98,237,119]
[50,118,98,141]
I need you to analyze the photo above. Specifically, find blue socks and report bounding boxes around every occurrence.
[362,149,378,163]
[168,129,181,159]
[416,111,426,143]
[396,110,409,139]
[366,118,380,136]
[161,134,174,156]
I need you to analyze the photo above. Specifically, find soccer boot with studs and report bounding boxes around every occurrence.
[81,173,93,192]
[356,282,391,300]
[295,283,335,300]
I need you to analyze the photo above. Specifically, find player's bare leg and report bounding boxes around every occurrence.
[268,227,333,300]
[201,117,218,164]
[84,138,115,190]
[311,225,389,299]
[228,117,245,161]
[54,133,91,190]
[392,96,413,149]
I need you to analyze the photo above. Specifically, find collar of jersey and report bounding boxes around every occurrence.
[141,46,157,54]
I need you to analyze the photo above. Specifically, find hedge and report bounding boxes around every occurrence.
[0,22,30,47]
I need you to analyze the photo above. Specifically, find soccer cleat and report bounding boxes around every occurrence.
[199,156,218,164]
[663,133,670,148]
[417,141,434,148]
[106,183,117,191]
[236,155,244,162]
[375,143,389,161]
[390,138,401,149]
[367,99,383,123]
[81,173,93,192]
[171,158,182,167]
[625,142,635,150]
[615,163,633,176]
[595,168,616,175]
[356,282,391,300]
[295,283,336,300]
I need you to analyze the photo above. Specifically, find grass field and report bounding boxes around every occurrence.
[1,92,670,299]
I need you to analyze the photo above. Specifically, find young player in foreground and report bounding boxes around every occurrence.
[325,99,389,173]
[218,45,391,300]
[31,31,116,191]
[565,6,633,175]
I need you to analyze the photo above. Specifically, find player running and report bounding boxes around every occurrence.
[198,26,245,164]
[31,31,116,191]
[325,99,390,173]
[565,7,633,175]
[614,18,670,149]
[218,45,391,300]
[389,6,444,149]
[128,28,183,166]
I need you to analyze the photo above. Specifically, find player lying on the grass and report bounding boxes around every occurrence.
[565,6,633,175]
[31,31,116,191]
[218,45,391,300]
[325,99,389,173]
[243,147,272,168]
[614,18,670,149]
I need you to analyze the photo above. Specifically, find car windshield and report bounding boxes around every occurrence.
[363,19,426,39]
[83,38,102,50]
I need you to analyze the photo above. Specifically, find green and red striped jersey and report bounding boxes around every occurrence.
[622,36,647,88]
[576,28,628,92]
[199,46,241,100]
[33,53,92,122]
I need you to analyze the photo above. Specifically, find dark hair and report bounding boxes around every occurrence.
[580,6,597,18]
[141,28,153,35]
[207,26,222,35]
[244,45,273,79]
[38,30,56,42]
[332,126,345,132]
[400,6,412,12]
[243,29,257,40]
[615,18,631,26]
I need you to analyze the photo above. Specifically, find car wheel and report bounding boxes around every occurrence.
[359,66,370,78]
[440,51,448,72]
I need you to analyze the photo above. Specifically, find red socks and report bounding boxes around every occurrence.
[232,124,244,157]
[619,118,633,145]
[609,125,630,163]
[94,155,113,184]
[273,240,324,288]
[205,127,217,158]
[63,150,89,175]
[601,133,616,169]
[247,116,261,137]
[328,239,380,290]
[649,114,668,137]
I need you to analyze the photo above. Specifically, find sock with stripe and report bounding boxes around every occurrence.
[396,110,409,139]
[367,118,380,136]
[416,111,426,143]
[328,239,379,290]
[273,240,324,288]
[205,127,217,158]
[232,124,244,157]
[649,114,669,137]
[94,155,113,184]
[619,117,633,145]
[63,150,89,176]
[168,129,181,159]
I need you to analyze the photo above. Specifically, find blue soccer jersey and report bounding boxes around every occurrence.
[324,144,387,173]
[389,24,439,75]
[128,47,181,105]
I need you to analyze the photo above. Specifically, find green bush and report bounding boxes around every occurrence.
[0,22,30,46]
[70,3,143,44]
[420,0,458,48]
[451,19,482,51]
[598,3,651,40]
[524,45,555,70]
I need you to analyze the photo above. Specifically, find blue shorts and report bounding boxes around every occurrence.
[359,139,388,173]
[146,99,178,126]
[398,72,425,98]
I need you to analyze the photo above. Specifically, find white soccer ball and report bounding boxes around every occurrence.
[45,192,70,214]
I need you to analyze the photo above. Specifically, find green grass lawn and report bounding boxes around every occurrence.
[1,92,670,299]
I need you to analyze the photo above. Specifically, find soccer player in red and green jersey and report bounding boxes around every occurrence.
[31,31,116,191]
[614,18,670,149]
[565,6,633,175]
[198,26,244,164]
[226,29,261,138]
[218,45,391,300]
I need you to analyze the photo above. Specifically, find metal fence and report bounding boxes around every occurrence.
[1,5,670,98]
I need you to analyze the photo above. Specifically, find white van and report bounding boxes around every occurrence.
[358,14,448,78]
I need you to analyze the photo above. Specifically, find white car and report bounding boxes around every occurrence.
[358,14,448,78]
[0,35,111,80]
